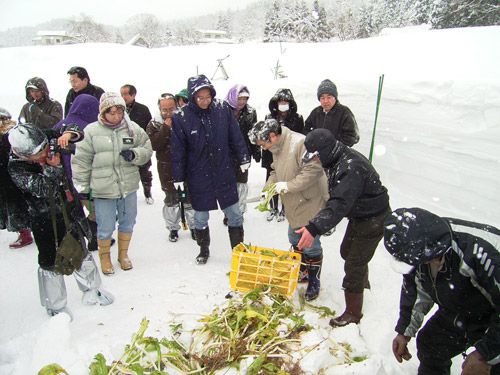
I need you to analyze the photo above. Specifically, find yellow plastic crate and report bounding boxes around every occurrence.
[229,244,302,298]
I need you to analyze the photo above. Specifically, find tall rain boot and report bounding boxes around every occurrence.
[9,228,33,249]
[195,227,210,265]
[292,245,308,283]
[117,232,133,270]
[330,292,364,327]
[38,267,71,318]
[74,253,114,306]
[87,219,98,252]
[97,239,114,275]
[228,226,244,250]
[304,255,322,301]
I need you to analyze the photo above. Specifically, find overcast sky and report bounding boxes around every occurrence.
[0,0,259,31]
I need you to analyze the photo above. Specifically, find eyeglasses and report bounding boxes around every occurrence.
[106,108,124,116]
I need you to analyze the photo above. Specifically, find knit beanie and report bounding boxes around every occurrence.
[317,79,338,100]
[99,92,126,117]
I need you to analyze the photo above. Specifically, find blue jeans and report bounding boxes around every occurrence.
[194,202,243,229]
[94,192,137,240]
[288,225,322,259]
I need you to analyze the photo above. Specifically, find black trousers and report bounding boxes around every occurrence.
[31,214,66,270]
[340,207,390,293]
[139,160,153,189]
[417,309,500,375]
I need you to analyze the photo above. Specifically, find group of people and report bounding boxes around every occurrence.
[1,65,498,375]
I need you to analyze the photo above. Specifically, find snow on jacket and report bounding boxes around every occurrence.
[53,94,99,181]
[146,114,173,192]
[7,126,89,238]
[263,88,304,169]
[232,104,258,184]
[265,126,328,228]
[306,142,390,237]
[71,115,152,199]
[171,75,251,211]
[19,77,63,129]
[65,82,104,116]
[395,217,500,365]
[304,101,359,147]
[0,120,29,231]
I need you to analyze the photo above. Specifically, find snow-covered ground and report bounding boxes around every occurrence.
[0,25,499,374]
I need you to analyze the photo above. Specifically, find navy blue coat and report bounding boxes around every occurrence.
[171,75,250,211]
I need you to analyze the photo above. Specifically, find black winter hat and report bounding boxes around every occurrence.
[8,123,48,158]
[317,79,338,100]
[303,128,338,164]
[384,207,452,266]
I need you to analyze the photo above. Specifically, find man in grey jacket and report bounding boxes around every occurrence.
[249,119,329,301]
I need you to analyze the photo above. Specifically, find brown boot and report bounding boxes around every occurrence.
[97,239,114,275]
[330,292,363,327]
[118,232,133,270]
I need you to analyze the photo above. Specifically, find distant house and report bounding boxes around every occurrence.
[32,31,76,45]
[126,34,150,48]
[195,29,234,44]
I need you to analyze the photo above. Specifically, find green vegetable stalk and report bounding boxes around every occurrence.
[255,183,277,212]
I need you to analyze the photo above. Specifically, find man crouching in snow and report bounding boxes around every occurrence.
[8,123,113,318]
[384,207,499,375]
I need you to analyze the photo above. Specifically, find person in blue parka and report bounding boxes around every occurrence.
[171,75,251,264]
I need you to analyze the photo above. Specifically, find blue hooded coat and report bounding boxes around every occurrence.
[171,75,250,211]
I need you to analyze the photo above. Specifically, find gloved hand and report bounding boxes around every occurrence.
[240,163,251,172]
[120,149,135,162]
[275,181,288,194]
[173,182,184,191]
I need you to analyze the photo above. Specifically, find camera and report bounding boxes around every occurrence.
[48,138,75,158]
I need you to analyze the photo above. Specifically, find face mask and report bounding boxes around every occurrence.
[278,103,289,112]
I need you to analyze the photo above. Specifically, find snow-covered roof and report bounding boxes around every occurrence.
[196,29,227,35]
[36,30,69,37]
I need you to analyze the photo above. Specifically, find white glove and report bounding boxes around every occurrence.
[240,163,251,172]
[275,181,288,194]
[173,182,184,191]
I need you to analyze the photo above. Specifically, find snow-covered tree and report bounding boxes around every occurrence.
[216,11,233,38]
[68,14,110,43]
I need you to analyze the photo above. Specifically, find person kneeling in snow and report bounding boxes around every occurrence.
[384,207,500,375]
[8,123,113,318]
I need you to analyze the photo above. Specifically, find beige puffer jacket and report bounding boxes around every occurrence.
[266,126,328,228]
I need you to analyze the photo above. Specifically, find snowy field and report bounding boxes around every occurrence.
[0,25,499,374]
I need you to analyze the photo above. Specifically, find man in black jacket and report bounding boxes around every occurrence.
[121,84,154,204]
[8,123,113,317]
[296,128,390,326]
[303,79,359,147]
[385,207,499,375]
[65,66,104,115]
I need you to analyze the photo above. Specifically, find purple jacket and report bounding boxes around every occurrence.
[171,75,250,211]
[53,94,99,182]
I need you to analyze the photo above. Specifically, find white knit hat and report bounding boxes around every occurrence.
[99,92,126,117]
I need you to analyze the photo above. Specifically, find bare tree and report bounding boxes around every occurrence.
[67,13,111,43]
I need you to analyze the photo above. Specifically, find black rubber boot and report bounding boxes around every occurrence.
[88,219,98,252]
[195,227,210,265]
[304,254,322,301]
[228,226,244,250]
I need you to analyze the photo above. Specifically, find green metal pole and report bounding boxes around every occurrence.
[369,74,384,162]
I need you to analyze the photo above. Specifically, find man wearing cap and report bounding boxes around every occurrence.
[248,119,329,301]
[303,79,359,147]
[384,207,499,375]
[120,84,154,204]
[8,123,114,317]
[19,77,63,129]
[65,66,104,116]
[296,128,390,325]
[171,75,250,265]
